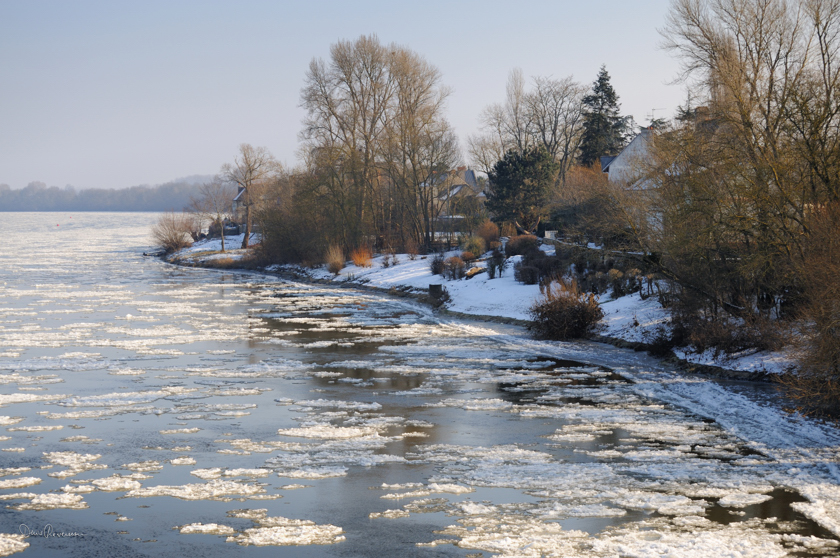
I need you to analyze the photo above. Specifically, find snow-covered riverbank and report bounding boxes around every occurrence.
[174,237,795,378]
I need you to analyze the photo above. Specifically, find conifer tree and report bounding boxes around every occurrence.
[486,147,559,233]
[577,65,627,167]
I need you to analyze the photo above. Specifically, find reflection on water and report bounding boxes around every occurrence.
[0,213,838,557]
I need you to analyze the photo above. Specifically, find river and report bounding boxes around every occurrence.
[1,212,839,557]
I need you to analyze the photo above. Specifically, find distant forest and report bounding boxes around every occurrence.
[0,179,209,211]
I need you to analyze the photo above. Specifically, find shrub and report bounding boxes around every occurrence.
[460,235,486,257]
[152,211,194,254]
[444,256,466,280]
[668,313,787,360]
[351,247,372,267]
[487,249,507,279]
[325,244,345,275]
[505,235,541,257]
[477,220,500,247]
[529,277,604,339]
[430,253,445,275]
[461,251,476,262]
[608,268,625,297]
[777,202,840,418]
[514,262,540,285]
[405,238,419,261]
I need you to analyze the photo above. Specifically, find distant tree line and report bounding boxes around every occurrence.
[0,180,207,212]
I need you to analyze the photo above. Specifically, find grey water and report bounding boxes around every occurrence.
[0,212,837,557]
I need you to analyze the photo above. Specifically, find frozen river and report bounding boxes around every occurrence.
[1,212,840,557]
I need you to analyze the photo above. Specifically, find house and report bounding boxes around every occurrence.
[434,167,485,205]
[231,186,246,222]
[601,127,655,187]
[418,166,487,236]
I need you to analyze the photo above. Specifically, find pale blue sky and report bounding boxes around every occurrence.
[0,0,685,190]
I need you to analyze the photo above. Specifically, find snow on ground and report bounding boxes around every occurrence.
[304,251,540,321]
[255,246,795,375]
[168,234,259,263]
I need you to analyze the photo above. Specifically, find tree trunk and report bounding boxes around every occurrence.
[241,189,251,249]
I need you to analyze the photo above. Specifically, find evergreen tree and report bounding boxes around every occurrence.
[486,148,559,233]
[577,65,627,167]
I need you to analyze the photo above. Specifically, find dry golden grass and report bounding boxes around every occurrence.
[351,247,372,267]
[326,244,345,274]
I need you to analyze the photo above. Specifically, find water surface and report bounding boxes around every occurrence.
[0,212,838,557]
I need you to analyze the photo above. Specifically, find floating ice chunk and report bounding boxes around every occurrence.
[591,517,793,558]
[369,509,410,519]
[58,387,197,408]
[0,373,62,385]
[179,523,236,535]
[13,493,87,511]
[382,483,474,500]
[539,503,627,518]
[7,425,63,432]
[615,492,706,516]
[191,468,271,480]
[226,521,345,546]
[43,451,105,477]
[293,399,382,412]
[171,457,196,466]
[60,435,100,443]
[126,479,265,500]
[0,417,23,426]
[718,493,774,508]
[0,393,66,407]
[279,467,347,479]
[0,468,30,477]
[122,461,162,473]
[0,477,41,490]
[458,502,497,515]
[381,483,424,490]
[108,368,145,376]
[90,475,143,492]
[214,411,250,417]
[207,388,268,397]
[0,533,28,556]
[160,428,201,435]
[426,398,514,412]
[277,425,382,439]
[433,514,587,556]
[60,484,95,494]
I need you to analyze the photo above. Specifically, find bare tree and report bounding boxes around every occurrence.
[190,179,234,252]
[220,144,279,248]
[301,35,396,249]
[527,76,587,182]
[468,69,586,184]
[151,211,195,254]
[383,46,460,248]
[300,35,459,251]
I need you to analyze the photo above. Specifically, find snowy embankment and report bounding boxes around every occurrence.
[174,238,794,376]
[166,234,259,264]
[296,249,795,377]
